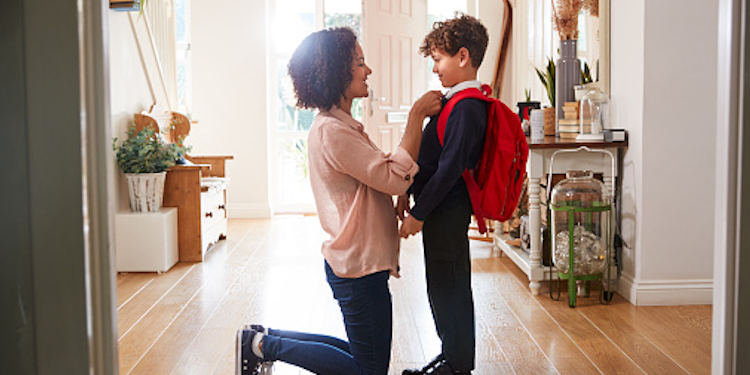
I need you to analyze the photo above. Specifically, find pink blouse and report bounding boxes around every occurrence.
[308,107,419,278]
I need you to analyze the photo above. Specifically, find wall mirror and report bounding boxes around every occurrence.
[507,0,610,106]
[576,0,610,95]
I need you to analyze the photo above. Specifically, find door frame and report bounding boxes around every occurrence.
[1,0,118,373]
[713,0,745,373]
[80,0,121,372]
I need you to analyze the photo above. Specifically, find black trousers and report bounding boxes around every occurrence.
[421,191,475,372]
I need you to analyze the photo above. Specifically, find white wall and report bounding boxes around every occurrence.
[108,3,270,218]
[612,0,716,305]
[610,0,645,303]
[190,0,270,218]
[108,11,157,212]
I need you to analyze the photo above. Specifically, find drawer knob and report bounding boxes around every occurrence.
[218,204,226,210]
[205,212,213,218]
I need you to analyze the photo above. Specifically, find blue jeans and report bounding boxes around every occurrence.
[261,261,392,375]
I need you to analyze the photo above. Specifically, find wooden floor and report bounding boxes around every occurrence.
[116,217,711,375]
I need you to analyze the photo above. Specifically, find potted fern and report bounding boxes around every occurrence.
[113,124,189,212]
[535,57,556,136]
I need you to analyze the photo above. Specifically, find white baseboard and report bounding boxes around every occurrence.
[617,272,638,303]
[227,203,270,218]
[618,273,713,306]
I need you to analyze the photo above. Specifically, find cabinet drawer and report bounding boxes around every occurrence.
[201,190,224,228]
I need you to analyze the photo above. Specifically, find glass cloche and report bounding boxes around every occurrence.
[576,86,610,141]
[550,170,610,277]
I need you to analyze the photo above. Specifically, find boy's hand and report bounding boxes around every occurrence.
[411,90,442,119]
[396,194,410,220]
[399,215,424,238]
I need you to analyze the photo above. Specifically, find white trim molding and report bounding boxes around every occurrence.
[228,203,271,219]
[618,273,713,306]
[713,0,743,372]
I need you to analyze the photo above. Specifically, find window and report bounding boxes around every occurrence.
[175,0,191,112]
[268,0,362,213]
[324,0,363,122]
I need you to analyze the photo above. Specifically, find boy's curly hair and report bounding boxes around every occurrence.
[419,13,489,68]
[288,27,357,111]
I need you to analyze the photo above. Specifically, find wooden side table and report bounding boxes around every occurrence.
[163,155,233,262]
[493,136,628,295]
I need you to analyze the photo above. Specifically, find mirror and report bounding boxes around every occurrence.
[575,0,610,94]
[505,0,610,107]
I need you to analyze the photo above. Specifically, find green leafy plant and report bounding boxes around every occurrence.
[581,61,593,84]
[524,88,532,102]
[535,57,556,107]
[283,139,309,179]
[112,124,190,174]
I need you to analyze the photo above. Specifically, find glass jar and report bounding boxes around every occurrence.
[550,170,609,276]
[576,86,609,141]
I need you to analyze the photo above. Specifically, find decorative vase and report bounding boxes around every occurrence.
[125,172,166,212]
[555,40,581,137]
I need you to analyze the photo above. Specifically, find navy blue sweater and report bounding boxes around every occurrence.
[409,98,487,221]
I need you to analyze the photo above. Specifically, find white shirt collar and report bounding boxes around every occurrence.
[444,80,482,99]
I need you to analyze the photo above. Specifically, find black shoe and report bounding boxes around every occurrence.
[236,326,262,375]
[428,361,471,375]
[402,354,445,375]
[250,324,266,334]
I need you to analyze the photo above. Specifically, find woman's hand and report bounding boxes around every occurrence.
[400,90,442,160]
[399,215,424,238]
[396,194,410,220]
[410,90,443,119]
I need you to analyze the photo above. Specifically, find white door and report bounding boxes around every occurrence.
[362,0,428,153]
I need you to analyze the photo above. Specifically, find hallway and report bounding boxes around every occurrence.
[116,216,711,374]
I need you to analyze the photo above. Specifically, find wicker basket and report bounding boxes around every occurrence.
[125,172,166,212]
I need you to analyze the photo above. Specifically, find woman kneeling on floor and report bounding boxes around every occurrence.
[236,27,441,375]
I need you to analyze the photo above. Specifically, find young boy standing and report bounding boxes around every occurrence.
[398,14,489,375]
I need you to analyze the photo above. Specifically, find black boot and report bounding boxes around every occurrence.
[402,354,445,375]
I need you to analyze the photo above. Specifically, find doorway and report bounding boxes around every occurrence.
[267,0,467,214]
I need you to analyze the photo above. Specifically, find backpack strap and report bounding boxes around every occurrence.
[436,86,491,146]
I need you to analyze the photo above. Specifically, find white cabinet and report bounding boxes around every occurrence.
[115,208,178,273]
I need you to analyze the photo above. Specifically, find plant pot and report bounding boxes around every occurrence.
[125,172,166,212]
[543,107,556,136]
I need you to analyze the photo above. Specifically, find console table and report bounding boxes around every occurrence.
[493,136,628,295]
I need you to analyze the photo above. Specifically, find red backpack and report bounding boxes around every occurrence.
[437,84,529,234]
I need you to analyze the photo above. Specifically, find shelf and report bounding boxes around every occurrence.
[493,232,557,281]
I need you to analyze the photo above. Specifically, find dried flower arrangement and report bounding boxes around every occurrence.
[583,0,598,17]
[551,0,599,40]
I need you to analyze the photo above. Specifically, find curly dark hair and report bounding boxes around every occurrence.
[288,27,358,111]
[419,13,489,68]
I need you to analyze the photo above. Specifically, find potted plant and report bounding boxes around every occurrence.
[517,89,540,135]
[535,57,556,136]
[113,124,189,212]
[575,61,594,100]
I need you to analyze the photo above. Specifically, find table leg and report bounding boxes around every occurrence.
[528,177,542,295]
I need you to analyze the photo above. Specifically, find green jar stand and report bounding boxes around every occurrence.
[545,147,616,307]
